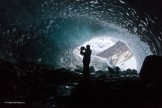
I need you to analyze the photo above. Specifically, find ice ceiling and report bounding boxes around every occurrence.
[0,0,162,71]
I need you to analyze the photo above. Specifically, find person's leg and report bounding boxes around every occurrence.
[83,62,90,80]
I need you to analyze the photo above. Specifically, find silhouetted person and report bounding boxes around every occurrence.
[80,45,92,80]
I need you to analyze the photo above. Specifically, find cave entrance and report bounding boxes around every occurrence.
[73,37,137,72]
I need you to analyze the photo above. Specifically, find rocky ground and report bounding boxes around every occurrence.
[0,60,161,108]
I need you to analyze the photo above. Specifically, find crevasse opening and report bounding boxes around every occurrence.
[73,37,137,71]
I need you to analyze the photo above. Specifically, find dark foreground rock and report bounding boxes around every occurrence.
[0,56,162,108]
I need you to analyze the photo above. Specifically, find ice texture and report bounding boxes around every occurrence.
[0,0,161,71]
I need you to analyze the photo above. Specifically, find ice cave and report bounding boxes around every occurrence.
[0,0,162,107]
[0,0,161,72]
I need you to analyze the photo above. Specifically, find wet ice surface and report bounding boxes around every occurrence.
[56,85,76,96]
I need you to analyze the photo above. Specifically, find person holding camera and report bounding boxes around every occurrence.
[80,45,92,80]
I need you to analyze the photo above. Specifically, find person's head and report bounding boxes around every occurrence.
[86,45,90,50]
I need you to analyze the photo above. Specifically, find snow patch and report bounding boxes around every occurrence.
[116,56,137,70]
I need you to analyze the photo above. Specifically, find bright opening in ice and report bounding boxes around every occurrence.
[73,37,137,72]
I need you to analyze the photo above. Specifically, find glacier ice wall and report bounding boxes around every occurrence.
[0,0,161,71]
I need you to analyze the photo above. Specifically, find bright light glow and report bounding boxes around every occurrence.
[74,37,137,71]
[80,37,117,55]
[116,56,137,70]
